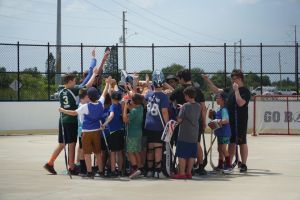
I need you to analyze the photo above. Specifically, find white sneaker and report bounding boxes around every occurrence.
[223,167,233,174]
[129,170,141,179]
[154,171,167,179]
[146,171,154,178]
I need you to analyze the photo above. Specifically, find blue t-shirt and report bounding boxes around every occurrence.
[108,103,123,132]
[214,107,231,137]
[144,91,169,131]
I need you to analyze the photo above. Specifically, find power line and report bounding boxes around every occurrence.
[110,0,199,44]
[126,0,234,44]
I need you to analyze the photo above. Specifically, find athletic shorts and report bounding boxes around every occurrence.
[217,136,230,145]
[126,137,142,153]
[108,130,124,151]
[58,121,78,144]
[230,133,247,145]
[176,141,198,159]
[144,129,163,144]
[81,131,101,154]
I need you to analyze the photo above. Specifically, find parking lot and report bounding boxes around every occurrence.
[0,134,300,200]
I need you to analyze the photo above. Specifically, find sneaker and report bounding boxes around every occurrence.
[129,169,142,179]
[154,171,167,179]
[196,168,207,175]
[146,171,154,178]
[171,173,187,179]
[69,168,80,175]
[223,167,233,174]
[43,163,57,175]
[82,172,94,179]
[238,161,242,168]
[213,165,223,172]
[240,164,247,173]
[110,170,120,178]
[186,173,192,179]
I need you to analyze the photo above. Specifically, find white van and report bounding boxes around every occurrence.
[251,86,277,96]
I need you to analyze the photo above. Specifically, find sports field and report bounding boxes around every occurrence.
[0,134,299,200]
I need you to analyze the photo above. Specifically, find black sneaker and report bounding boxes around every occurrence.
[69,167,80,175]
[82,172,94,179]
[240,164,248,173]
[110,171,120,178]
[43,163,57,175]
[195,167,207,175]
[238,161,242,168]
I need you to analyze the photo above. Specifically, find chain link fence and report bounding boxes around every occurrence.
[0,43,299,101]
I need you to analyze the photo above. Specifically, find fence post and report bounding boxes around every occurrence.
[152,43,155,71]
[189,43,191,71]
[116,43,119,82]
[81,43,83,74]
[47,42,50,100]
[296,42,299,95]
[17,41,20,101]
[260,43,263,95]
[224,43,227,88]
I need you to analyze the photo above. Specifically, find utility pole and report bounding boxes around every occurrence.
[122,11,127,71]
[279,51,282,90]
[55,0,61,85]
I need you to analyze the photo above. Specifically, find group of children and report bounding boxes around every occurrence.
[43,48,235,180]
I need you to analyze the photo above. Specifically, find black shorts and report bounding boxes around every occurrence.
[58,121,78,144]
[108,130,124,151]
[144,129,163,144]
[230,123,247,145]
[230,133,247,145]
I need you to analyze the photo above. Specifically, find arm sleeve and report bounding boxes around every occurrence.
[222,108,230,121]
[177,104,186,120]
[80,58,97,86]
[99,96,105,105]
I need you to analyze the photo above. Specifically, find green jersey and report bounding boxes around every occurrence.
[59,85,84,123]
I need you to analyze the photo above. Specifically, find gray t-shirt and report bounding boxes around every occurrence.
[177,102,201,143]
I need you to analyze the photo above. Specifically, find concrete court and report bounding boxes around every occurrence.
[0,134,300,200]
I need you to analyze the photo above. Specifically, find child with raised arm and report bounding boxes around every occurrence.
[59,87,104,179]
[172,86,201,179]
[101,91,124,177]
[123,93,144,179]
[208,92,232,172]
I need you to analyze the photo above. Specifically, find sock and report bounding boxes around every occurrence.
[225,157,231,168]
[80,160,87,173]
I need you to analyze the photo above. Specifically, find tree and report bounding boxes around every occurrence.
[0,67,15,88]
[45,53,56,84]
[104,46,118,80]
[161,63,185,75]
[138,69,152,80]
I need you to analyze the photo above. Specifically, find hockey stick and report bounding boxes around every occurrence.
[60,112,72,179]
[231,104,240,169]
[201,104,210,167]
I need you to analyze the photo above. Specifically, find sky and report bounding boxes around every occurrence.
[0,0,299,45]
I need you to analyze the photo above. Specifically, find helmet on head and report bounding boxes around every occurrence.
[152,70,165,88]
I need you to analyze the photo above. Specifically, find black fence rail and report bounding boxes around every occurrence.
[0,42,299,101]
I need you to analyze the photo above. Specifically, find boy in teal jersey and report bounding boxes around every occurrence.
[123,93,144,179]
